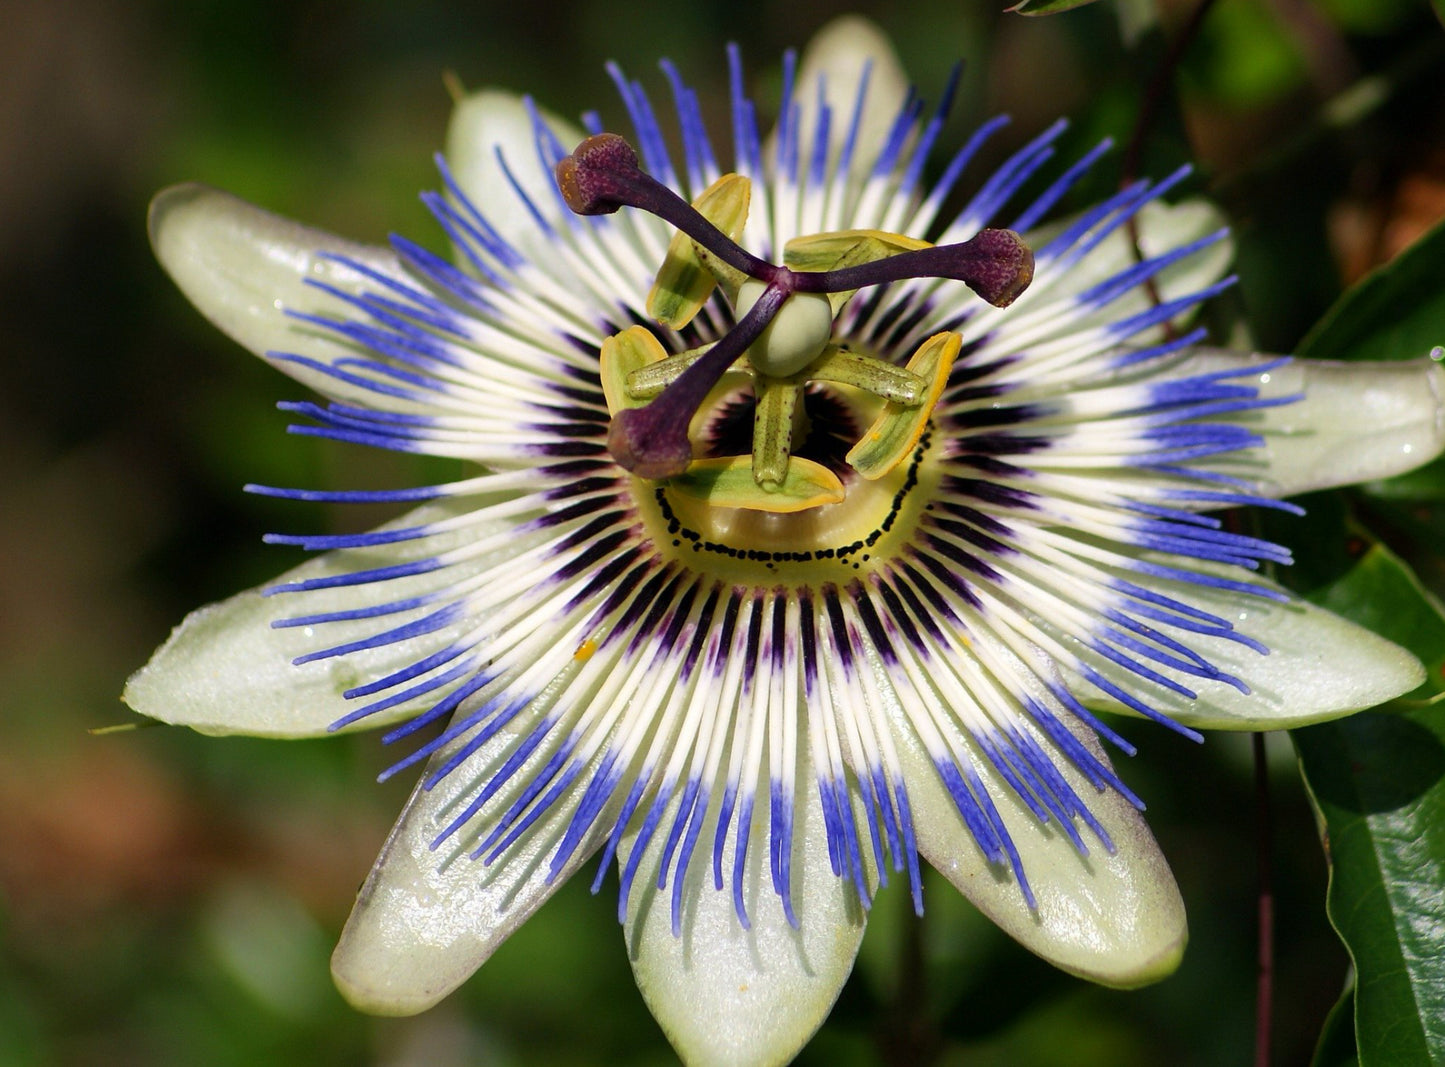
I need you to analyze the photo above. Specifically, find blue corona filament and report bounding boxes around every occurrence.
[251,43,1298,939]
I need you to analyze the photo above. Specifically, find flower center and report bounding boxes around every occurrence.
[555,132,1034,512]
[638,411,945,588]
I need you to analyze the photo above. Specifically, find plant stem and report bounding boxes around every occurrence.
[1253,731,1276,1067]
[1120,0,1221,323]
[881,892,939,1067]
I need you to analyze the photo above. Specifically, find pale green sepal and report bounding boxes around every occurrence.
[647,174,751,329]
[621,780,865,1067]
[600,326,668,413]
[148,183,409,407]
[1123,201,1232,323]
[1073,564,1425,731]
[784,229,931,315]
[847,331,959,479]
[332,730,606,1015]
[788,18,910,187]
[668,456,845,514]
[123,503,481,738]
[1166,350,1445,497]
[444,90,586,257]
[882,682,1187,988]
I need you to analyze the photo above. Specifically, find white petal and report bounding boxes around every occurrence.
[1170,349,1445,496]
[789,16,910,177]
[1026,198,1232,326]
[332,729,603,1015]
[444,90,586,258]
[149,183,404,404]
[621,782,865,1067]
[1074,566,1425,731]
[123,503,479,738]
[890,694,1187,988]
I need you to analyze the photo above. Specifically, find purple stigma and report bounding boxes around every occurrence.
[556,133,771,279]
[790,228,1035,308]
[554,134,1036,479]
[607,283,788,480]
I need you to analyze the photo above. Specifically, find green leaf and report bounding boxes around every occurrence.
[1307,545,1445,700]
[1008,0,1103,14]
[1312,986,1359,1067]
[1294,545,1445,1066]
[1435,0,1445,29]
[1360,457,1445,501]
[1296,214,1445,363]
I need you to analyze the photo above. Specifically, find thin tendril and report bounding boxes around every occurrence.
[1120,0,1222,325]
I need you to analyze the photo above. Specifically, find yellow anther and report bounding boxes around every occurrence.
[846,331,960,480]
[646,174,752,329]
[600,326,669,414]
[783,229,931,315]
[807,346,928,405]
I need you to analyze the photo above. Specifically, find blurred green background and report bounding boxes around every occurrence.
[5,1,1445,1064]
